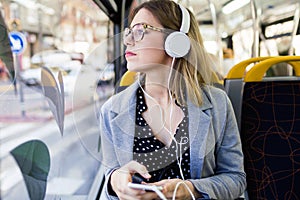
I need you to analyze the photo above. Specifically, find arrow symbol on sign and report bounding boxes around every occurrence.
[9,36,22,51]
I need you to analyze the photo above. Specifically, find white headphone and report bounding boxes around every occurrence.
[165,4,191,58]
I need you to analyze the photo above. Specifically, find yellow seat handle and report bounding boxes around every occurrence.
[244,56,300,82]
[119,71,136,86]
[226,57,272,79]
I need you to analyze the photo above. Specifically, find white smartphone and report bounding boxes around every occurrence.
[128,182,166,200]
[128,182,163,191]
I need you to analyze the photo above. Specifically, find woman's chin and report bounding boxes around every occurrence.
[126,64,140,72]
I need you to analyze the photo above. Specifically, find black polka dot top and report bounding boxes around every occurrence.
[133,87,191,182]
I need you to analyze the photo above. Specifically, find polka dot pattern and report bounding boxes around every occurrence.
[133,87,191,182]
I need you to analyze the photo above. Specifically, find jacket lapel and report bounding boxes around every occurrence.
[110,83,139,166]
[188,87,213,177]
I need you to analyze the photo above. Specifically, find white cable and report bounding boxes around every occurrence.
[167,57,187,181]
[167,58,195,200]
[138,58,194,200]
[172,181,196,200]
[154,187,168,200]
[137,73,167,133]
[138,57,187,182]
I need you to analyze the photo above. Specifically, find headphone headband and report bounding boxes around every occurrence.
[179,4,190,34]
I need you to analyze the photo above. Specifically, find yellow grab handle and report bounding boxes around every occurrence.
[226,57,272,79]
[119,71,136,86]
[244,56,300,82]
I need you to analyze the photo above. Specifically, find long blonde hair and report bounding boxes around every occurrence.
[131,0,217,106]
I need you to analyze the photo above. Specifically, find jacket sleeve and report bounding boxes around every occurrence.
[189,90,246,199]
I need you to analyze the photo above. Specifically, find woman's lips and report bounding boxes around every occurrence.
[125,51,136,57]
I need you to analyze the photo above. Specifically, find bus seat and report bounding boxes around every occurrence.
[211,70,225,90]
[224,57,272,131]
[119,71,136,86]
[240,56,300,200]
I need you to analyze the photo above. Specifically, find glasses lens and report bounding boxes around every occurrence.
[123,27,132,45]
[124,28,131,37]
[132,24,144,42]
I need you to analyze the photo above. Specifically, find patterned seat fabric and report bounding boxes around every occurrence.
[241,81,300,200]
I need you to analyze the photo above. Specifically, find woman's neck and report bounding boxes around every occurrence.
[143,72,171,107]
[144,84,170,107]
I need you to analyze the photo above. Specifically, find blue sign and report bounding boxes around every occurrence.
[9,31,27,55]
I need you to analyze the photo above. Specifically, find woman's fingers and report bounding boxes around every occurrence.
[110,161,155,199]
[154,179,195,200]
[125,161,151,179]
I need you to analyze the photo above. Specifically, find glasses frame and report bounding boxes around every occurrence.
[124,23,165,43]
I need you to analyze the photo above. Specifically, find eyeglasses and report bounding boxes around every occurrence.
[124,23,165,43]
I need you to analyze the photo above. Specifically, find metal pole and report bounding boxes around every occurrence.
[250,0,259,58]
[289,3,299,56]
[14,53,25,116]
[114,0,129,85]
[38,3,43,64]
[207,0,223,62]
[120,0,126,65]
[288,3,300,75]
[113,23,121,85]
[9,3,26,117]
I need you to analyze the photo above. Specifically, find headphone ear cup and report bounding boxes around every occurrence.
[165,31,191,58]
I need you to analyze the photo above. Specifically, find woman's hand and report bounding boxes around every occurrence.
[154,178,201,200]
[110,160,157,200]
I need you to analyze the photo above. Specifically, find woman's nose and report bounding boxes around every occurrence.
[123,33,134,46]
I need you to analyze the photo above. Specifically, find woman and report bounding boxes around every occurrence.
[99,0,246,199]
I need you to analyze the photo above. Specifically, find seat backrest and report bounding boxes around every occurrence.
[224,57,272,131]
[224,78,244,131]
[240,56,300,199]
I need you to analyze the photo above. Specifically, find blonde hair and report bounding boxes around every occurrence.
[132,0,217,106]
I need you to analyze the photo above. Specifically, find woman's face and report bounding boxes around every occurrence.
[124,8,171,72]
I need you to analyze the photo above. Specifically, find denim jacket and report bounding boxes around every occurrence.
[99,81,246,199]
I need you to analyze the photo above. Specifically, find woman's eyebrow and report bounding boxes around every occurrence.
[130,22,146,28]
